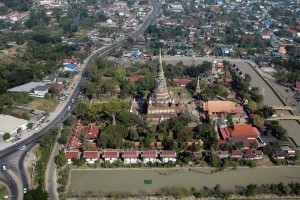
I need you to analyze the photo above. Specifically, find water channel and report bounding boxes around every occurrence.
[70,167,300,195]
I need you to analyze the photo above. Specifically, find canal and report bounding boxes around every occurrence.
[69,167,300,195]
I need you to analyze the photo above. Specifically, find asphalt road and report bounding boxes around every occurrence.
[0,1,161,200]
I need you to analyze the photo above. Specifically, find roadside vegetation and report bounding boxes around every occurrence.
[0,184,8,199]
[24,127,59,199]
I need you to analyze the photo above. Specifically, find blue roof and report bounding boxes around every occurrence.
[131,51,141,57]
[272,52,281,57]
[63,63,77,69]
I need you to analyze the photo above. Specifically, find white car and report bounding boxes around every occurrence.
[18,145,26,151]
[24,188,27,194]
[2,165,6,171]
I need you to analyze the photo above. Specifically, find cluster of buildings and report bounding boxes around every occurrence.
[0,11,29,23]
[65,150,177,164]
[7,56,80,98]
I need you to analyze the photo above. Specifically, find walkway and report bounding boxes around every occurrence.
[272,106,294,111]
[266,115,300,121]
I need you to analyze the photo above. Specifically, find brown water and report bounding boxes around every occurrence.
[69,168,300,195]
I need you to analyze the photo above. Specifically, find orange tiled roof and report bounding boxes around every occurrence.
[203,101,235,113]
[230,124,260,137]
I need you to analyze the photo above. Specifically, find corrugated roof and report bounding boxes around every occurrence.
[7,82,46,92]
[0,114,28,133]
[203,101,235,113]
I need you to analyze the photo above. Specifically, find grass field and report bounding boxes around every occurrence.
[27,98,59,112]
[0,184,8,198]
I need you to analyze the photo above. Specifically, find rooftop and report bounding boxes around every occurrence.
[7,82,46,92]
[203,101,236,113]
[0,115,28,134]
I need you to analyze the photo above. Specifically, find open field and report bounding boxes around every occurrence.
[69,167,300,196]
[27,98,59,112]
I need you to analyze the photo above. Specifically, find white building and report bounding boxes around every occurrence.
[141,151,157,163]
[122,151,139,164]
[29,86,49,98]
[160,150,177,163]
[103,151,119,163]
[0,115,28,136]
[83,151,100,164]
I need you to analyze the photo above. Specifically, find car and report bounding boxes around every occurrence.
[285,88,290,92]
[23,188,27,194]
[45,120,50,123]
[2,165,6,171]
[18,145,26,151]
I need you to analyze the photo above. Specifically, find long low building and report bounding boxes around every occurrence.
[0,114,28,136]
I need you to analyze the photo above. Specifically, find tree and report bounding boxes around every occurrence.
[207,154,221,168]
[102,100,130,125]
[55,153,67,167]
[247,101,257,111]
[2,133,10,140]
[27,123,33,130]
[116,111,137,127]
[24,187,49,200]
[251,114,264,128]
[246,184,258,197]
[72,158,86,166]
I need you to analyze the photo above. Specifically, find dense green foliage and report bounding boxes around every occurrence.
[23,187,48,200]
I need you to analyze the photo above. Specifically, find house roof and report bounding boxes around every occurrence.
[231,150,243,156]
[142,150,157,158]
[128,75,144,83]
[103,151,119,158]
[203,101,236,113]
[295,81,300,90]
[65,151,81,159]
[45,83,64,92]
[122,151,138,158]
[229,124,261,138]
[84,124,100,139]
[0,114,28,134]
[172,79,192,86]
[83,151,99,159]
[160,150,176,158]
[273,149,288,158]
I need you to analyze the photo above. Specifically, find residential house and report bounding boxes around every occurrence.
[212,151,229,159]
[220,47,229,54]
[122,151,139,164]
[83,124,100,142]
[160,150,177,163]
[65,150,81,164]
[294,81,300,91]
[29,86,49,98]
[281,146,296,157]
[278,46,286,55]
[254,150,263,159]
[42,75,57,83]
[45,83,64,94]
[230,150,243,159]
[83,151,100,164]
[243,150,255,160]
[272,149,288,160]
[103,151,119,163]
[63,63,79,72]
[141,150,157,163]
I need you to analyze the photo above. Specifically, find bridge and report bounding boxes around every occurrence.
[266,115,300,121]
[271,106,294,111]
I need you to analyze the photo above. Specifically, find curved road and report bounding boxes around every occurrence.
[0,0,161,200]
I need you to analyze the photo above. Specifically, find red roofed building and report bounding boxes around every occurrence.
[67,120,83,150]
[295,82,300,91]
[83,124,100,141]
[160,150,177,163]
[65,150,81,164]
[128,75,145,83]
[171,79,192,87]
[219,124,261,146]
[83,151,100,164]
[183,18,198,26]
[45,83,64,93]
[63,56,80,64]
[122,151,139,164]
[141,150,157,163]
[103,151,119,163]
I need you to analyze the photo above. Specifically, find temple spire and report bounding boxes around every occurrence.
[157,49,165,79]
[195,76,201,94]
